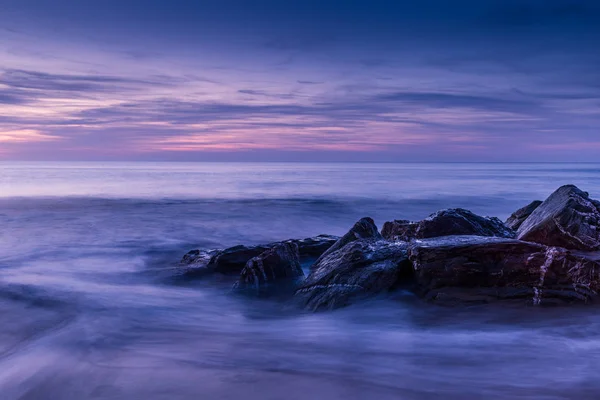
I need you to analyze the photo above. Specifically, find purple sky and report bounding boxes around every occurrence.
[1,0,599,161]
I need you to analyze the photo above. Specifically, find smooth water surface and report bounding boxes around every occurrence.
[1,162,600,399]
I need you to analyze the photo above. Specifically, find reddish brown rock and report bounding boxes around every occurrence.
[408,235,600,305]
[517,185,600,251]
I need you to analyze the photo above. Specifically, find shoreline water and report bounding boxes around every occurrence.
[2,162,600,399]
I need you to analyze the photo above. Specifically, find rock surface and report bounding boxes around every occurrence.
[312,217,382,267]
[505,200,543,230]
[180,235,339,276]
[382,208,514,241]
[296,240,412,311]
[233,242,304,295]
[408,235,600,305]
[381,220,418,241]
[517,185,600,251]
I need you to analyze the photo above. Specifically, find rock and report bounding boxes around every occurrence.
[408,235,600,305]
[180,235,339,276]
[517,185,600,251]
[382,209,514,241]
[505,200,543,230]
[233,242,304,295]
[293,235,340,259]
[381,220,418,241]
[295,240,412,311]
[312,217,382,267]
[179,249,221,278]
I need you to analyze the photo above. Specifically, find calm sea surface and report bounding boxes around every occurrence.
[1,162,600,399]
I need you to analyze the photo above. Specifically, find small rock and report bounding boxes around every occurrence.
[312,217,382,268]
[233,242,304,295]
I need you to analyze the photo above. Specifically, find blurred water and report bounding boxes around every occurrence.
[1,162,600,399]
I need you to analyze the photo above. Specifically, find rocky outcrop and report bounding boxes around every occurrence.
[233,242,303,295]
[295,239,412,311]
[312,217,382,267]
[180,235,339,276]
[505,200,543,230]
[408,235,600,305]
[517,185,600,251]
[382,208,514,241]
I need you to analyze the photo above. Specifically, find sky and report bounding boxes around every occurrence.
[0,0,599,162]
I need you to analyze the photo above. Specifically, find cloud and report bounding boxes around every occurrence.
[0,69,172,93]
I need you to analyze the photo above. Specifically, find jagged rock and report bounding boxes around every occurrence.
[180,235,339,276]
[312,217,382,268]
[233,242,304,295]
[381,220,418,241]
[517,185,600,251]
[382,208,514,241]
[505,200,543,230]
[295,240,412,311]
[408,235,600,305]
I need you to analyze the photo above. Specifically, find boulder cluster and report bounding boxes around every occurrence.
[178,185,600,311]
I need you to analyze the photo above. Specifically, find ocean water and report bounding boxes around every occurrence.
[1,162,600,399]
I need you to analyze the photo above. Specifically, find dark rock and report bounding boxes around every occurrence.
[180,235,339,276]
[293,234,340,259]
[505,200,543,230]
[312,217,382,267]
[233,242,304,295]
[179,249,221,278]
[381,220,418,241]
[382,209,514,241]
[517,185,600,251]
[408,235,600,305]
[295,240,412,311]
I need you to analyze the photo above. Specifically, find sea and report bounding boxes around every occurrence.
[1,162,600,399]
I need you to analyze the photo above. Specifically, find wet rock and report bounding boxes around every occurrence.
[233,242,304,295]
[179,249,221,278]
[295,240,412,311]
[382,209,514,241]
[381,220,418,241]
[517,185,600,251]
[408,235,600,305]
[312,217,382,267]
[180,235,339,276]
[505,200,543,230]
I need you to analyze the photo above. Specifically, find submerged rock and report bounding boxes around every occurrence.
[517,185,600,251]
[180,235,339,276]
[233,242,304,295]
[382,208,514,241]
[296,239,412,311]
[408,235,600,305]
[505,200,543,230]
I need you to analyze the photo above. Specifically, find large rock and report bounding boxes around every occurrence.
[180,235,339,276]
[505,200,543,230]
[382,208,514,241]
[517,185,600,251]
[295,240,412,311]
[408,235,600,305]
[312,217,382,267]
[233,242,304,295]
